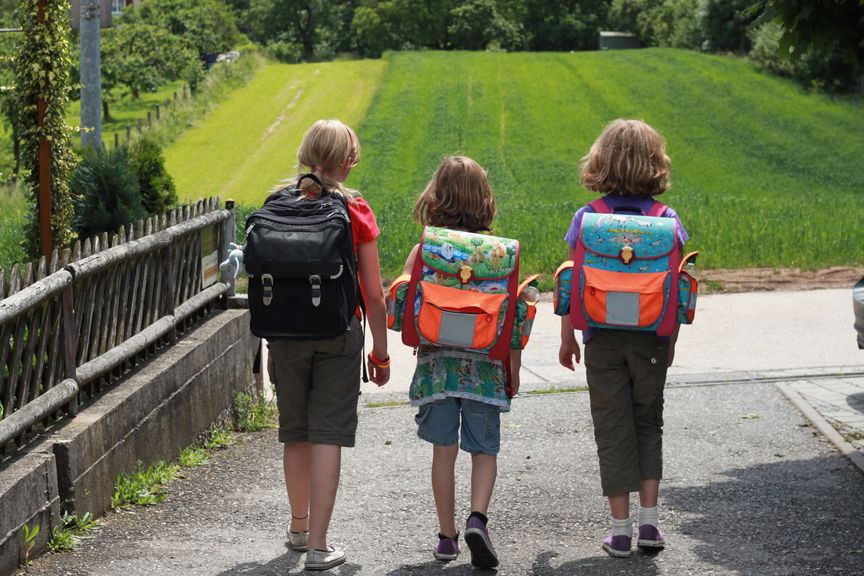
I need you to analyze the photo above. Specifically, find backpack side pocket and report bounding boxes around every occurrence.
[677,271,698,324]
[386,274,411,331]
[553,261,574,316]
[676,251,699,325]
[512,274,541,350]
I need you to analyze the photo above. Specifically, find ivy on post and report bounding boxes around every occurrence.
[14,0,76,261]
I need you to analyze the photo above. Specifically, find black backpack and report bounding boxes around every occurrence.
[244,174,359,340]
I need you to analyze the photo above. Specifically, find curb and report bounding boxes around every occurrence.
[777,382,864,476]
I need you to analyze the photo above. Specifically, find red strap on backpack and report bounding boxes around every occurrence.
[588,198,667,216]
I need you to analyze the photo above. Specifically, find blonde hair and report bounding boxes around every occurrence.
[580,119,671,197]
[413,156,496,232]
[286,119,361,199]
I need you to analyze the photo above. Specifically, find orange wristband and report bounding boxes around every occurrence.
[367,352,390,369]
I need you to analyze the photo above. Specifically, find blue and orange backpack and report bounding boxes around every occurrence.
[554,198,698,333]
[386,227,539,396]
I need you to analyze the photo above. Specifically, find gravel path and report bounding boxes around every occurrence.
[18,382,864,576]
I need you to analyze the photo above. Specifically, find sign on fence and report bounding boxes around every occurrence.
[200,225,219,289]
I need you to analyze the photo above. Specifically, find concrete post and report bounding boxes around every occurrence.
[79,2,102,150]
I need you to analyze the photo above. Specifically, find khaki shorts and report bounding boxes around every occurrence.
[585,330,669,496]
[269,317,363,447]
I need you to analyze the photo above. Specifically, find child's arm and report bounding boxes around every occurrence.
[358,239,390,386]
[402,244,420,275]
[668,324,680,367]
[558,315,581,370]
[509,349,522,396]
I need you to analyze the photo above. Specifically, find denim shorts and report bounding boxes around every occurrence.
[414,397,501,455]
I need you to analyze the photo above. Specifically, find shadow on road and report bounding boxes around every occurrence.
[213,547,363,576]
[663,453,864,575]
[847,392,864,414]
[382,552,660,575]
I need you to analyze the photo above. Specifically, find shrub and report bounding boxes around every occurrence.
[72,146,146,239]
[264,39,302,63]
[129,136,177,216]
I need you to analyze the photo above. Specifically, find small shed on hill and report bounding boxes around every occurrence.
[599,31,640,50]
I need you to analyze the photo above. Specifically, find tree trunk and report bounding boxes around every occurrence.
[12,136,19,177]
[102,99,111,122]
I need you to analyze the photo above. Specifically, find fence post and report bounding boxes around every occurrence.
[164,241,177,343]
[219,200,236,308]
[113,133,119,149]
[62,283,78,416]
[155,104,160,120]
[125,124,131,142]
[147,111,151,126]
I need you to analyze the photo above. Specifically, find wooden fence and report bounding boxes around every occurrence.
[0,197,236,455]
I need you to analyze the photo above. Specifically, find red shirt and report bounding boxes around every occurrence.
[348,197,379,317]
[348,197,380,249]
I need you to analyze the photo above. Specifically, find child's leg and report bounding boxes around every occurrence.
[470,453,497,515]
[415,399,461,537]
[431,444,459,537]
[284,442,311,533]
[639,479,659,508]
[460,400,501,569]
[306,443,342,551]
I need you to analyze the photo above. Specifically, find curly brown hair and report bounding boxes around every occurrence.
[413,156,496,232]
[580,119,671,197]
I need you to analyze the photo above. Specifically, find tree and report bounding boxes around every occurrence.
[101,22,196,120]
[447,0,523,50]
[127,0,240,57]
[521,0,609,51]
[15,0,77,256]
[71,146,146,239]
[128,136,177,216]
[352,0,459,53]
[759,0,864,91]
[700,0,757,52]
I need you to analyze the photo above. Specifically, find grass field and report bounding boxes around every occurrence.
[5,49,863,280]
[0,183,26,272]
[64,81,186,150]
[350,49,864,278]
[164,59,387,205]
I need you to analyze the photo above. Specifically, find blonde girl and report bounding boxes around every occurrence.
[268,119,389,571]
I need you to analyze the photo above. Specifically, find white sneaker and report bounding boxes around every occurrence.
[287,529,309,551]
[304,546,346,571]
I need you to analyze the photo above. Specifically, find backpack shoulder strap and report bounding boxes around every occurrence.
[588,198,610,213]
[647,200,668,217]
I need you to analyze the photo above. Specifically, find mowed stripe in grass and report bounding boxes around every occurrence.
[165,59,386,206]
[351,49,864,278]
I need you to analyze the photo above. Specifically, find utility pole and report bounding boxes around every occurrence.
[36,0,52,260]
[79,1,102,150]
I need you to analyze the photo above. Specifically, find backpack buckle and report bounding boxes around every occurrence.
[262,274,274,306]
[309,275,322,307]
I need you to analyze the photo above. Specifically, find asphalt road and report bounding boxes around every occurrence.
[19,380,864,576]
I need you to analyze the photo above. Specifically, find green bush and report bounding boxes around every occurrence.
[129,136,177,216]
[264,39,302,63]
[72,146,147,239]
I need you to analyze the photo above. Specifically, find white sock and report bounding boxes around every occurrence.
[610,516,633,537]
[638,506,659,528]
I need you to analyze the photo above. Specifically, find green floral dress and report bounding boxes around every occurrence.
[409,346,510,411]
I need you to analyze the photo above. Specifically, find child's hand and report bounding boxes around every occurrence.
[367,354,391,386]
[558,341,581,371]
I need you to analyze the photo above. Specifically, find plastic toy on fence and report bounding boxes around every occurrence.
[219,242,245,279]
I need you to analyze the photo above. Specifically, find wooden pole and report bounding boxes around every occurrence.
[36,0,52,262]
